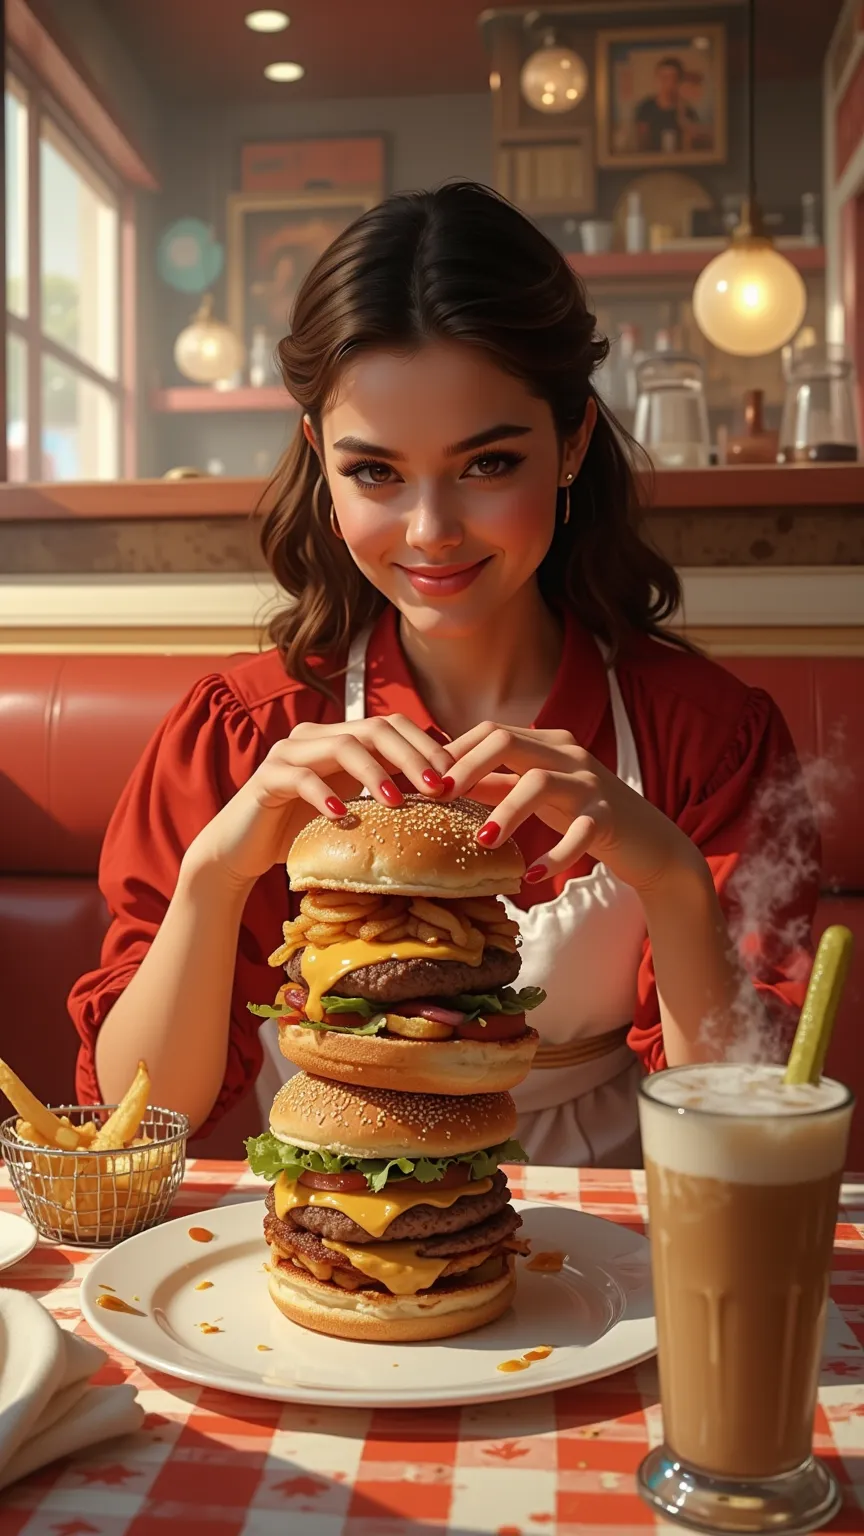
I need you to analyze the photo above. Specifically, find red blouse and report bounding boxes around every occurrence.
[69,607,817,1134]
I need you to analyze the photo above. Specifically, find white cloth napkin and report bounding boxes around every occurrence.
[0,1289,143,1491]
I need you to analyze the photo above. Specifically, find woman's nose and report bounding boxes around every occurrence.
[403,487,464,553]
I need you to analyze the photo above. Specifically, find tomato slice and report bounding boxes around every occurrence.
[391,1163,474,1195]
[456,1012,528,1042]
[298,1170,369,1193]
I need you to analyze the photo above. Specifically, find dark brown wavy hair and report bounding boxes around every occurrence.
[261,180,683,693]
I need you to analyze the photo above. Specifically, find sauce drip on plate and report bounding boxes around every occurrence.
[95,1295,144,1316]
[188,1227,214,1243]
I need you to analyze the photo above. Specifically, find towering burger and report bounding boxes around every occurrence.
[249,796,544,1095]
[247,1071,528,1341]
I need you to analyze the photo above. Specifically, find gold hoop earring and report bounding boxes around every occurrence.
[330,505,344,541]
[563,471,574,526]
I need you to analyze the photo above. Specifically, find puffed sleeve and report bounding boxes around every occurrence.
[68,674,279,1128]
[628,689,819,1073]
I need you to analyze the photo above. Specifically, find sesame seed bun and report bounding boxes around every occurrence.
[268,1072,518,1160]
[287,795,524,899]
[278,1020,539,1096]
[267,1255,516,1342]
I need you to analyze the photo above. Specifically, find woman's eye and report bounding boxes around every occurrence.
[353,462,394,486]
[464,452,523,479]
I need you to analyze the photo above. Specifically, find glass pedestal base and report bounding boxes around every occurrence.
[636,1445,841,1534]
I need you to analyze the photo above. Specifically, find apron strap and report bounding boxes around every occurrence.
[343,625,373,722]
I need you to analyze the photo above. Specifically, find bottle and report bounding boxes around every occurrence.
[625,192,647,253]
[249,327,270,388]
[726,390,779,464]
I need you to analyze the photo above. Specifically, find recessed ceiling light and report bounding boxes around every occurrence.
[264,60,305,82]
[245,10,289,32]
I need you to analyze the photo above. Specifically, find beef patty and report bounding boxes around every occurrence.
[265,1202,521,1270]
[266,1170,510,1245]
[285,945,521,1002]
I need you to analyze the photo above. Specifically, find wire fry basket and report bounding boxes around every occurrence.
[0,1105,189,1247]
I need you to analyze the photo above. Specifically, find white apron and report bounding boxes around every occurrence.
[257,626,648,1167]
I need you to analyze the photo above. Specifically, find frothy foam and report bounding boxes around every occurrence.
[640,1064,852,1185]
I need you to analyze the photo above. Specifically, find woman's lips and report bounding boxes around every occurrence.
[396,558,491,596]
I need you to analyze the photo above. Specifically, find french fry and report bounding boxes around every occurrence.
[0,1060,80,1148]
[90,1060,150,1151]
[410,898,469,945]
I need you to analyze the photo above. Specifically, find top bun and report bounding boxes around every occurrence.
[269,1071,518,1160]
[287,794,524,898]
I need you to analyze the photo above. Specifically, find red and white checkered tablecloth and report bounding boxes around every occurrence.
[1,1162,863,1536]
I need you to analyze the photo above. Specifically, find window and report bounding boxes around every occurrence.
[5,71,128,481]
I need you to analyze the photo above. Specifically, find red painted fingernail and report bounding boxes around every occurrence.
[524,864,547,883]
[422,769,444,789]
[380,780,403,805]
[440,776,455,793]
[325,796,347,817]
[477,822,500,846]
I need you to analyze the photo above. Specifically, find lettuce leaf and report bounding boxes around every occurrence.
[247,985,545,1033]
[450,986,546,1019]
[247,999,386,1036]
[245,1131,528,1190]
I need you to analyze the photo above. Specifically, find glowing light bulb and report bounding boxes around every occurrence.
[520,45,588,114]
[692,240,807,357]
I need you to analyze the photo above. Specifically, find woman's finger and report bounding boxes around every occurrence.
[474,768,601,848]
[445,719,575,762]
[524,812,608,881]
[251,761,352,820]
[442,730,573,799]
[356,717,453,794]
[276,732,405,805]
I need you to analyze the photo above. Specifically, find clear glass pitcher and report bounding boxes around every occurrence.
[633,352,711,468]
[778,343,860,463]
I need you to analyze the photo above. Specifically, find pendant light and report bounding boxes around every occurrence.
[174,293,245,385]
[520,30,589,115]
[692,0,806,357]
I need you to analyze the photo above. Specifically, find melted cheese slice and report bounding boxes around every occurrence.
[322,1239,450,1295]
[299,937,484,1021]
[274,1172,492,1239]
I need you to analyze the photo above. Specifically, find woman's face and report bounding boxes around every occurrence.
[310,340,593,641]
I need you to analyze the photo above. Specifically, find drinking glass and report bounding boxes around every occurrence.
[636,1063,854,1534]
[778,343,860,463]
[633,352,710,468]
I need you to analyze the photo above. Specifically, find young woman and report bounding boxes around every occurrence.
[69,182,816,1167]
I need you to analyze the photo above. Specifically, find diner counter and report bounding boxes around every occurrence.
[1,1161,863,1534]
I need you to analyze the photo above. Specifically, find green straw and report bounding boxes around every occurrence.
[784,926,853,1086]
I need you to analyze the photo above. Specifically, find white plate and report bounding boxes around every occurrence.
[0,1210,37,1271]
[81,1198,655,1408]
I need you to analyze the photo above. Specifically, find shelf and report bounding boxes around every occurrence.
[1,465,861,522]
[150,387,293,414]
[567,247,825,280]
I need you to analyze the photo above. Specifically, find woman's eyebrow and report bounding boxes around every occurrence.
[331,423,533,461]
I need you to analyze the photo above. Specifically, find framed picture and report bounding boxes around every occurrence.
[596,25,727,169]
[240,137,386,195]
[226,190,377,351]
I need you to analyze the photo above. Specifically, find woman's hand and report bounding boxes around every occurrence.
[183,715,453,891]
[441,721,703,895]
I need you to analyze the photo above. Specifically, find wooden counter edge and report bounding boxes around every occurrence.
[0,465,862,522]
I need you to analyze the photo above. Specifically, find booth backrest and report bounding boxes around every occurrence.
[0,653,861,1162]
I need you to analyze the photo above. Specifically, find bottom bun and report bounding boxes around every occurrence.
[268,1256,516,1342]
[278,1022,539,1096]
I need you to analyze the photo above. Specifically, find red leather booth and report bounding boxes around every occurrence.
[0,652,861,1164]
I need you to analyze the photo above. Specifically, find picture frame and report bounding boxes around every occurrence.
[226,190,377,353]
[596,25,727,169]
[240,136,386,195]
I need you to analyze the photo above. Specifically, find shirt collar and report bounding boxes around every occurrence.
[363,603,610,749]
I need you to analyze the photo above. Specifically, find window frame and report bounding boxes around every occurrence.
[5,52,137,481]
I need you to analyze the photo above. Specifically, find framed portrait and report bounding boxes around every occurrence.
[596,25,727,169]
[226,190,377,353]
